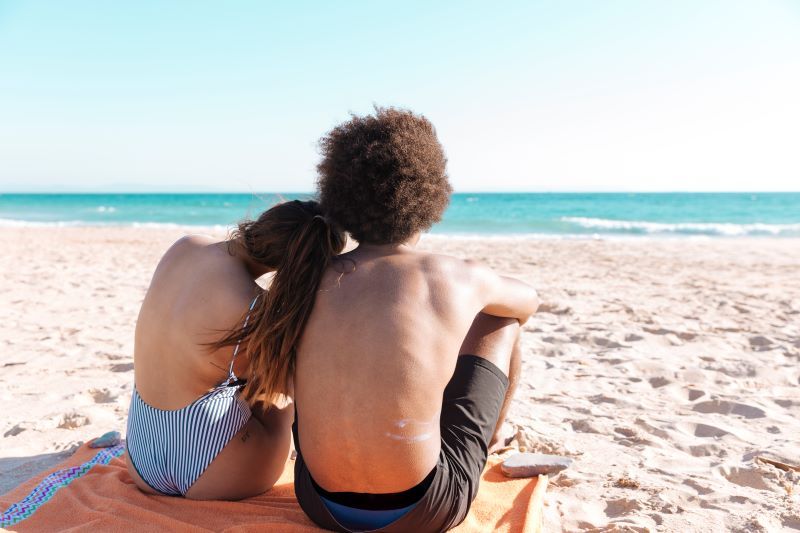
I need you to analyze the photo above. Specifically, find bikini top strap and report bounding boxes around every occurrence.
[222,294,259,385]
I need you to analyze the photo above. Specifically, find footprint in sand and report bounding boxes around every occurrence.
[570,419,603,434]
[89,388,118,403]
[588,394,619,405]
[648,376,671,388]
[591,336,628,349]
[614,426,637,438]
[612,426,651,445]
[643,327,697,341]
[634,418,671,440]
[536,302,571,315]
[687,389,705,401]
[54,441,83,452]
[748,335,774,351]
[715,465,772,491]
[683,477,714,495]
[58,412,90,429]
[676,421,730,438]
[692,400,766,419]
[687,442,728,458]
[604,497,643,517]
[783,515,800,530]
[4,423,30,437]
[110,362,134,372]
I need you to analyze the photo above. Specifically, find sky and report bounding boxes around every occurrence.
[1,0,799,193]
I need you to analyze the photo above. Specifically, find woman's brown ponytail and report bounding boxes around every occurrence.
[211,200,346,404]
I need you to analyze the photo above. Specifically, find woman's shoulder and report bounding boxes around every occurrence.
[144,237,256,337]
[153,235,225,276]
[167,233,218,256]
[149,236,253,307]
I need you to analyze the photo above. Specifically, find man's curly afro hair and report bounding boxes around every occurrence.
[317,106,452,244]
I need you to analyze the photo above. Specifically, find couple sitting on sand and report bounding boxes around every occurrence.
[125,108,539,532]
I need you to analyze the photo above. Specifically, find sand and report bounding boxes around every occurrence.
[1,227,799,532]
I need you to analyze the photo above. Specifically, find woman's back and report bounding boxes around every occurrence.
[133,235,258,409]
[127,233,292,499]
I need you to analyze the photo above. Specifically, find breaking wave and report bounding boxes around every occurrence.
[561,217,800,236]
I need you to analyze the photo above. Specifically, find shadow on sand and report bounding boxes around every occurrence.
[0,449,77,497]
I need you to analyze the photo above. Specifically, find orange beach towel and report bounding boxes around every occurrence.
[1,444,547,532]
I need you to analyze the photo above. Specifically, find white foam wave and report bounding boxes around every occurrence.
[561,217,800,236]
[0,218,231,232]
[131,222,231,232]
[425,233,571,241]
[0,218,87,228]
[2,216,798,239]
[424,232,719,242]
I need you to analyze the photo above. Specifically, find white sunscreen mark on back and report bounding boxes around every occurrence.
[384,418,436,443]
[384,432,432,443]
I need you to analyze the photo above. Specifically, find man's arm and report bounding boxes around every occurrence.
[466,260,539,324]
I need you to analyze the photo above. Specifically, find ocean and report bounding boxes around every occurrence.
[1,193,799,238]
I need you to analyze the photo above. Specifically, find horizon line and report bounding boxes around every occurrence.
[2,190,800,195]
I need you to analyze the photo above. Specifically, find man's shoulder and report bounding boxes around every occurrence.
[408,250,482,281]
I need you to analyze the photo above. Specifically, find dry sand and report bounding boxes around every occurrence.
[1,227,798,532]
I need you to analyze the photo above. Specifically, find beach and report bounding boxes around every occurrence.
[1,227,798,532]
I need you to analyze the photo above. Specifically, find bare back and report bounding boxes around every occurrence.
[133,235,258,407]
[295,247,503,493]
[128,236,293,500]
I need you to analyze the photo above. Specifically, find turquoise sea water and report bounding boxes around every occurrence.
[1,193,799,237]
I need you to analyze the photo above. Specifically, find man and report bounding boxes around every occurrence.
[293,107,539,532]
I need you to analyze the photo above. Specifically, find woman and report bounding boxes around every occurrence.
[125,200,345,500]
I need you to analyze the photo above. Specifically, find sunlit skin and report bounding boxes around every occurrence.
[126,235,293,500]
[295,232,539,493]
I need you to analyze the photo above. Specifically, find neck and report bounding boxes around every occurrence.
[354,233,421,254]
[226,239,271,278]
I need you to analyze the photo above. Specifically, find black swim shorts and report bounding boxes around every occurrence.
[293,354,510,532]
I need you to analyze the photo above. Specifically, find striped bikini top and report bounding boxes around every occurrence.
[126,295,259,496]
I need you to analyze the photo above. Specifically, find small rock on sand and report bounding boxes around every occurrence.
[501,452,573,478]
[89,430,121,448]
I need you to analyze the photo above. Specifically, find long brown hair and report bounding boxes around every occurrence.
[212,199,346,404]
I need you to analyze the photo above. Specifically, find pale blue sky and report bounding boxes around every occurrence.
[1,1,799,192]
